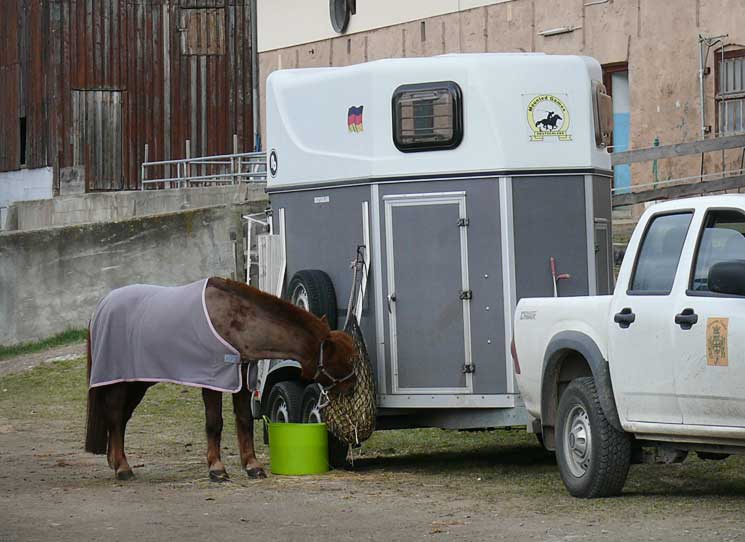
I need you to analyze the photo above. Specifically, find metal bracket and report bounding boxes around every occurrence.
[462,363,475,374]
[459,290,472,300]
[457,217,470,227]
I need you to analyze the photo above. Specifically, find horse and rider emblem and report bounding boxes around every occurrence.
[525,94,572,142]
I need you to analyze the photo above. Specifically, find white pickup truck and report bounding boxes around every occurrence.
[514,195,745,498]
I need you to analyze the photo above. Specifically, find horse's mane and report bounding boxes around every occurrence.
[207,276,330,339]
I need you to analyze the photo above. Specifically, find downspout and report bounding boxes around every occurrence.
[251,0,261,152]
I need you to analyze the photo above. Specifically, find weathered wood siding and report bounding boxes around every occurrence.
[0,0,254,191]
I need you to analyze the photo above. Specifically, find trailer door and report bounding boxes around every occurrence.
[384,192,473,394]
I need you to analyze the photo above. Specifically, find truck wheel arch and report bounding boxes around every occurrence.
[539,331,622,450]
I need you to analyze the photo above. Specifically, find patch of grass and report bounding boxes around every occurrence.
[0,328,88,361]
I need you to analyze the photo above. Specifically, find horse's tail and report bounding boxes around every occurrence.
[85,322,108,454]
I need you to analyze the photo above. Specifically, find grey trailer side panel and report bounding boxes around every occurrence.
[270,186,379,381]
[512,176,589,300]
[593,174,614,294]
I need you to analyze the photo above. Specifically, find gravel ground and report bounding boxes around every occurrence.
[1,347,745,542]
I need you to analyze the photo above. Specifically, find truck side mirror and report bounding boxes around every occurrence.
[708,260,745,296]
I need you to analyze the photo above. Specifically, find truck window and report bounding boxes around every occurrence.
[629,212,692,294]
[392,81,463,152]
[690,209,745,292]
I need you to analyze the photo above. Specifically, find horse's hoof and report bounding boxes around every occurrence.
[246,467,267,479]
[209,469,230,483]
[116,469,134,481]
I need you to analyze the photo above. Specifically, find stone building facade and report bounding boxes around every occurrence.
[257,0,745,192]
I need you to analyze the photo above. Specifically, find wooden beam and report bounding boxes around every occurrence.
[611,134,745,166]
[613,174,745,207]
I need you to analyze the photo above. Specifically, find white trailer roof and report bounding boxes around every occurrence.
[265,53,611,189]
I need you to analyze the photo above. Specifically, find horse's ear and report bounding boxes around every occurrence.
[319,315,328,324]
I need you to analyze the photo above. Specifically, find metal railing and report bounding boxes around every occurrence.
[141,151,266,189]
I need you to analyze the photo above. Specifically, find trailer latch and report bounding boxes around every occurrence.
[462,363,475,374]
[459,290,473,300]
[457,218,470,227]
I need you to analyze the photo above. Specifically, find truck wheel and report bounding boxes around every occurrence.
[266,381,304,423]
[300,384,349,469]
[287,270,338,330]
[556,377,631,498]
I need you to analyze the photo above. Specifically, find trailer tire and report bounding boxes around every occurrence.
[300,384,349,469]
[556,377,631,498]
[266,381,304,423]
[287,270,338,330]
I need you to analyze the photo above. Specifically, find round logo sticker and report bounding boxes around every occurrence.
[269,150,278,177]
[526,94,572,142]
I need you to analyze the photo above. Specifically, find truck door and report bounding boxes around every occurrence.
[608,212,693,424]
[672,208,745,427]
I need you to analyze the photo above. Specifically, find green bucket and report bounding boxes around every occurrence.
[263,416,329,475]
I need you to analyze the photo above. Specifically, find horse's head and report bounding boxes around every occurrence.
[304,330,357,396]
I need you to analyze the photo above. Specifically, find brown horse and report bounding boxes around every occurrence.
[85,277,356,481]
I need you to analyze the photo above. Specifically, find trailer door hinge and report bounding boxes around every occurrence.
[459,289,472,300]
[457,218,470,227]
[462,363,475,374]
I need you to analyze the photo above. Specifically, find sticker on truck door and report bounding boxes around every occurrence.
[707,317,729,366]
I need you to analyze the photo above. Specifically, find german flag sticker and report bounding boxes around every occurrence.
[348,105,364,133]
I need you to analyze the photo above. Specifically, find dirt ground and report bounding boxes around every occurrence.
[2,349,745,542]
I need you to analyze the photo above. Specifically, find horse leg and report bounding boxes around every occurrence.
[202,388,229,482]
[103,383,135,480]
[233,367,266,479]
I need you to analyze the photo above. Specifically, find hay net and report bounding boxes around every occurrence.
[322,314,376,446]
[320,244,377,447]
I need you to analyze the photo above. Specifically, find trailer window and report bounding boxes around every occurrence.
[392,81,463,152]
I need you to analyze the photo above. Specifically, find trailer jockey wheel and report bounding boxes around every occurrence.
[301,384,349,469]
[287,270,338,330]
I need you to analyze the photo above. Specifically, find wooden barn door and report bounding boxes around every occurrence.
[72,90,124,191]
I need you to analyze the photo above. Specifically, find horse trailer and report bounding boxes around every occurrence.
[252,53,614,440]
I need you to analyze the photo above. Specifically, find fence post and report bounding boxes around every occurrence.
[142,143,149,190]
[185,139,191,189]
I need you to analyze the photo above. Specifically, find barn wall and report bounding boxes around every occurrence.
[0,0,255,191]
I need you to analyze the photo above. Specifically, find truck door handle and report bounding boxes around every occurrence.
[675,308,698,330]
[614,308,635,328]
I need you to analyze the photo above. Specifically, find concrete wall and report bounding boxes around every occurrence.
[0,201,265,346]
[0,167,53,229]
[258,0,745,191]
[5,182,267,231]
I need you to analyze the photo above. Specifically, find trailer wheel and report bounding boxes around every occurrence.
[287,270,338,330]
[266,381,304,423]
[300,384,349,469]
[697,451,730,461]
[556,377,631,498]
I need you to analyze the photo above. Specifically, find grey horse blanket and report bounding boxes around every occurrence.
[89,279,244,393]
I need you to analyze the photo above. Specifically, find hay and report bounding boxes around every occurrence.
[322,314,376,446]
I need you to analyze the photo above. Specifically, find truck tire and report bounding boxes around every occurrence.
[300,384,349,469]
[556,377,631,498]
[266,381,304,423]
[287,270,338,330]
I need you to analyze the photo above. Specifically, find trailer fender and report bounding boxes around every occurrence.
[540,331,622,448]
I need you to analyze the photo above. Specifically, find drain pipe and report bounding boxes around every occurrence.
[251,0,261,152]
